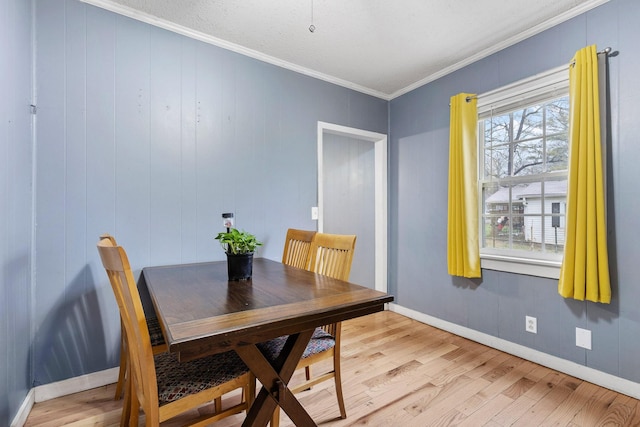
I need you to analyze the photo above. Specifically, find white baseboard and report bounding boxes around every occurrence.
[34,367,119,403]
[389,303,640,400]
[10,388,34,427]
[11,368,119,427]
[12,306,640,426]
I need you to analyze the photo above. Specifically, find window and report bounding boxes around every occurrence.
[477,66,569,278]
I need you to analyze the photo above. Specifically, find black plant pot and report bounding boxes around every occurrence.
[226,252,254,281]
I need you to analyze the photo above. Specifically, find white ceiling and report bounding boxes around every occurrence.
[84,0,608,99]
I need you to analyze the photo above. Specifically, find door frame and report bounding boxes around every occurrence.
[317,121,387,293]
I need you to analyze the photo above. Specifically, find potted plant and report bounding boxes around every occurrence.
[215,228,262,281]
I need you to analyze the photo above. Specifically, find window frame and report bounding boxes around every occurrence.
[477,66,569,279]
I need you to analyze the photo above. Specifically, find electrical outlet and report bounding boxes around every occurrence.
[576,327,592,350]
[525,316,537,334]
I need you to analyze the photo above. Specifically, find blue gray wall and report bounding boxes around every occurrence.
[31,0,387,387]
[1,0,33,424]
[4,0,640,424]
[389,0,639,383]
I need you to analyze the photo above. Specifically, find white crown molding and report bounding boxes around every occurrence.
[79,0,609,101]
[389,0,611,99]
[389,303,640,400]
[78,0,391,100]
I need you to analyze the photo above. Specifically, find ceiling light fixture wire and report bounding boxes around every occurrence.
[309,0,315,32]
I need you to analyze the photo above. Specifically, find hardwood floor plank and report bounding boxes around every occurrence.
[405,375,490,420]
[501,375,537,401]
[540,380,616,426]
[490,371,566,425]
[463,350,512,379]
[593,393,639,426]
[457,393,514,427]
[24,311,640,427]
[430,346,500,387]
[469,359,539,410]
[569,383,619,426]
[456,360,531,418]
[427,408,467,427]
[523,371,568,400]
[515,376,579,425]
[490,394,539,426]
[363,360,423,389]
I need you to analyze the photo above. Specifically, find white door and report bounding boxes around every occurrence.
[317,122,387,292]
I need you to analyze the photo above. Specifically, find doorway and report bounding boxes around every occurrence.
[317,122,387,292]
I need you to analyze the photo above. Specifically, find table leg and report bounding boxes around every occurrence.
[236,329,316,427]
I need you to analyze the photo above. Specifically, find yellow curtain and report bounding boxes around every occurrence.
[447,93,481,278]
[558,45,611,303]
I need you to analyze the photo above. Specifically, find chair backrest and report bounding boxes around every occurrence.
[97,235,160,424]
[308,233,357,281]
[282,228,317,269]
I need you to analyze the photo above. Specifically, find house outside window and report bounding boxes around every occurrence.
[477,66,570,278]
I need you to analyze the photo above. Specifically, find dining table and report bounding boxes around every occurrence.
[142,257,394,427]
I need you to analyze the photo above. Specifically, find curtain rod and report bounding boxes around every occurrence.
[465,47,616,103]
[598,47,613,56]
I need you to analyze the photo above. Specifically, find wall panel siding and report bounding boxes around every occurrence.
[34,0,68,385]
[64,0,88,307]
[114,16,151,270]
[390,0,640,383]
[611,0,640,381]
[31,0,388,384]
[148,28,183,265]
[193,46,224,259]
[6,0,640,421]
[179,38,198,262]
[1,0,33,423]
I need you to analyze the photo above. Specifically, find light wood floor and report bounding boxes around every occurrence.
[25,311,640,426]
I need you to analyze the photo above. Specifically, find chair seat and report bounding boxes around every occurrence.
[146,316,165,347]
[154,350,249,406]
[258,327,335,361]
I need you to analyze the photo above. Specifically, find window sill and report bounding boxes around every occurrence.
[480,253,561,279]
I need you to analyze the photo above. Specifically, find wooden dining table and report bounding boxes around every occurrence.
[142,257,394,427]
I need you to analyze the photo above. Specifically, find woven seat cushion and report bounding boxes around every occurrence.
[154,350,249,406]
[145,316,165,347]
[257,327,335,361]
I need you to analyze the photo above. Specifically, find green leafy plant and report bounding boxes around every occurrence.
[215,228,263,255]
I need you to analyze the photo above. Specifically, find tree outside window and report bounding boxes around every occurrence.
[480,96,569,256]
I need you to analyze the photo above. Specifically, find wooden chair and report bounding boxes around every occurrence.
[307,232,357,283]
[101,234,168,401]
[262,232,356,426]
[281,228,316,269]
[97,235,255,426]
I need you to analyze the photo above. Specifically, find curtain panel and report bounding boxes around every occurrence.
[447,93,481,278]
[558,45,611,303]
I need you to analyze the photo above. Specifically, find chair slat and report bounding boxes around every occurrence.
[282,229,316,269]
